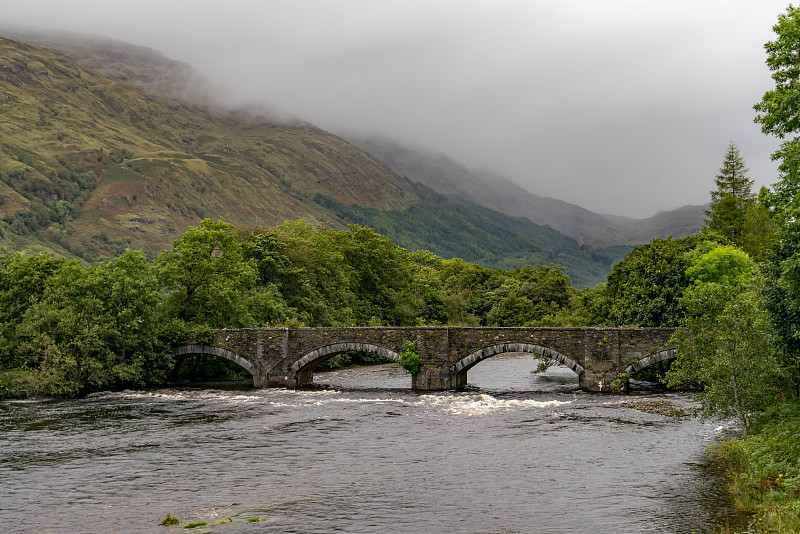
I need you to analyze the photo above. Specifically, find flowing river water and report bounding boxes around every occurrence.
[1,354,751,533]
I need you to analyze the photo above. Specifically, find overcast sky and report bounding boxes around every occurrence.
[3,1,793,217]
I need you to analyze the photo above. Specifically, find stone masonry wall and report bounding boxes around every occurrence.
[178,326,676,392]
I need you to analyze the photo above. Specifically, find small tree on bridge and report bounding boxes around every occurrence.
[399,340,421,375]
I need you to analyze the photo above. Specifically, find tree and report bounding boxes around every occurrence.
[267,220,357,326]
[738,192,778,264]
[157,219,265,328]
[0,252,72,369]
[753,6,800,392]
[754,5,800,141]
[753,5,800,229]
[4,250,169,396]
[332,224,417,326]
[666,281,785,437]
[483,265,576,326]
[665,246,786,437]
[705,142,755,246]
[684,244,754,286]
[606,236,699,327]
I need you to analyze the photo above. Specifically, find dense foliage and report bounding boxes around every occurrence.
[664,246,785,437]
[0,250,169,397]
[0,218,600,398]
[754,4,800,397]
[666,6,800,528]
[595,13,800,521]
[605,236,699,327]
[712,399,800,532]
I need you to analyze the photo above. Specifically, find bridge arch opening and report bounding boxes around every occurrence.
[622,349,677,377]
[451,343,584,389]
[291,343,402,386]
[173,344,256,384]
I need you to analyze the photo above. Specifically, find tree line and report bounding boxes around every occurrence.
[0,217,614,398]
[0,122,798,415]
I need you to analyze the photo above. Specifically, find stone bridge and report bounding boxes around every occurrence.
[174,327,677,393]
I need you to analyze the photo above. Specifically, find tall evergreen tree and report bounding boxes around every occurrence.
[705,141,755,246]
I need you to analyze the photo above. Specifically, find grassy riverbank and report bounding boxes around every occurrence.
[712,399,800,533]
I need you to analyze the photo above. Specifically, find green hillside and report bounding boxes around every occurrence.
[0,34,616,286]
[0,37,418,259]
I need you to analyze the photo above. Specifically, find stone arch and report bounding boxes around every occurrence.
[622,348,676,376]
[173,344,256,376]
[290,342,402,374]
[451,342,584,376]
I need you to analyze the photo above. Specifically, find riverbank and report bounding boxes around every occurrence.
[712,399,800,533]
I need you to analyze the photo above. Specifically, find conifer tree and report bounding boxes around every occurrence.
[705,141,754,246]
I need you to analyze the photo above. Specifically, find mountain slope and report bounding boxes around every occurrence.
[0,27,213,104]
[316,183,609,288]
[0,37,419,258]
[6,27,706,252]
[0,33,621,286]
[350,135,705,248]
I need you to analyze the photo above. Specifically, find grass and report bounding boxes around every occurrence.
[711,398,800,533]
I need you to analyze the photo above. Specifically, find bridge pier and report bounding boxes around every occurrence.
[411,368,466,391]
[578,370,614,393]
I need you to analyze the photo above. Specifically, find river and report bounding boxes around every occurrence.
[0,354,750,533]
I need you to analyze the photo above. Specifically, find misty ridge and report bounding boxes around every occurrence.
[0,26,707,286]
[2,1,789,221]
[2,24,711,225]
[15,27,708,240]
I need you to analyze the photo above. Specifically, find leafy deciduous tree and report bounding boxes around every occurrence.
[666,247,786,437]
[2,250,169,396]
[157,219,265,328]
[753,5,800,392]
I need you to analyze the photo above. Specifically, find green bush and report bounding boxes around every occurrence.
[711,399,800,532]
[609,373,629,394]
[399,340,421,375]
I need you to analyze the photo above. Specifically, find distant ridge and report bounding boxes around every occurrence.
[349,135,705,248]
[4,26,704,251]
[0,26,213,104]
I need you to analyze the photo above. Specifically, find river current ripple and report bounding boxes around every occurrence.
[0,354,748,533]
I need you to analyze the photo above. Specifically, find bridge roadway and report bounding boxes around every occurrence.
[174,326,677,392]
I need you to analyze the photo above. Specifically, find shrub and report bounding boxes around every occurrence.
[609,373,629,394]
[399,340,421,374]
